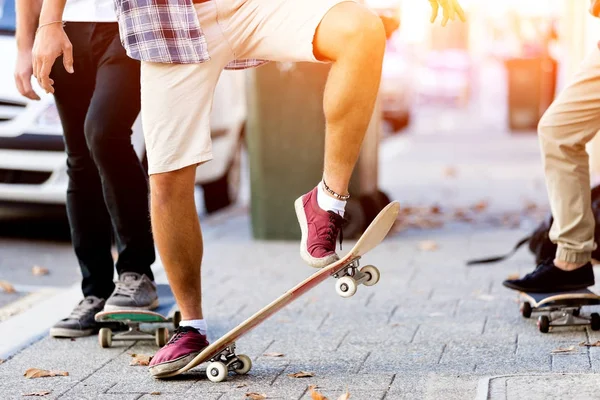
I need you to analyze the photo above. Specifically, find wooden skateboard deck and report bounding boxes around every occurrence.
[155,200,400,380]
[521,289,600,309]
[520,289,600,333]
[95,284,181,348]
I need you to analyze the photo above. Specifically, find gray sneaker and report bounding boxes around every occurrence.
[50,296,105,338]
[104,272,159,311]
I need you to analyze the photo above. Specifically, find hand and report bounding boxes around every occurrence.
[14,49,40,100]
[32,23,73,94]
[429,0,466,27]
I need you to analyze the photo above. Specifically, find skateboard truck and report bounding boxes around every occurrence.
[331,257,381,298]
[520,293,600,333]
[99,323,170,348]
[528,306,600,334]
[205,342,252,383]
[96,310,181,348]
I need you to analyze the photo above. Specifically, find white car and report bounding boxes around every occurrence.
[0,0,245,215]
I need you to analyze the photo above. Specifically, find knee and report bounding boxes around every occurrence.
[150,166,196,209]
[340,7,386,58]
[84,119,130,160]
[537,106,568,145]
[537,109,556,138]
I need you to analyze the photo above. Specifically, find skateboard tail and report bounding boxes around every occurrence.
[177,272,332,374]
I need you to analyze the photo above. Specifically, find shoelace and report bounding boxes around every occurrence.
[326,211,346,251]
[68,299,97,319]
[167,326,197,345]
[522,259,551,280]
[113,279,140,298]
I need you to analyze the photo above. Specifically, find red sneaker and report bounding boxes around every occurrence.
[149,326,209,378]
[294,187,345,268]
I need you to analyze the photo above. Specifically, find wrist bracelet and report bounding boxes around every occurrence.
[36,20,65,33]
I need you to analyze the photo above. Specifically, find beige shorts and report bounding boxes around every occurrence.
[141,0,350,175]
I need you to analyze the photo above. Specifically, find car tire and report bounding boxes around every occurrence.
[202,139,242,214]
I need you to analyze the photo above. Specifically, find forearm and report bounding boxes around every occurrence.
[39,0,68,25]
[15,0,42,50]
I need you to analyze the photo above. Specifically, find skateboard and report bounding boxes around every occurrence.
[95,284,181,348]
[154,200,400,381]
[520,289,600,333]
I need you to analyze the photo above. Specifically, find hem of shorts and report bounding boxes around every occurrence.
[148,152,214,175]
[308,0,357,63]
[555,246,592,265]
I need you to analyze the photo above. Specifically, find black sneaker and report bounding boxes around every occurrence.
[49,296,106,338]
[503,259,595,293]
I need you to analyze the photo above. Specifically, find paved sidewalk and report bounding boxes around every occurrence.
[2,130,598,399]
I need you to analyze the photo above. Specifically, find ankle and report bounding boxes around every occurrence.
[179,319,207,335]
[554,259,586,271]
[317,181,347,216]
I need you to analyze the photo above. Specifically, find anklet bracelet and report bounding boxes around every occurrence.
[322,180,350,201]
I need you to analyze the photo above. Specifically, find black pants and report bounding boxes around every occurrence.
[51,22,155,300]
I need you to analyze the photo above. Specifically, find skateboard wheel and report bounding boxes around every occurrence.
[591,313,600,331]
[173,311,182,329]
[206,361,228,382]
[336,276,357,298]
[360,265,380,287]
[521,302,532,319]
[537,315,550,333]
[156,327,169,347]
[233,354,252,375]
[99,327,112,348]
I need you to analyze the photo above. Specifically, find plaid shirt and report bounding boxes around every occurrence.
[114,0,266,68]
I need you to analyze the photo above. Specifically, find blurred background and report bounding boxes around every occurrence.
[1,0,600,319]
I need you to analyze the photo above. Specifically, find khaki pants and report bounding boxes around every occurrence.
[539,48,600,266]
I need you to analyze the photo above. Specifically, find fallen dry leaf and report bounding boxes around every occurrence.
[471,200,489,213]
[22,391,51,397]
[150,392,160,396]
[418,240,438,251]
[31,266,49,276]
[130,354,152,366]
[523,201,539,213]
[551,346,576,354]
[411,217,444,230]
[310,386,328,400]
[263,352,284,358]
[580,341,600,347]
[0,359,5,364]
[0,280,15,293]
[443,166,457,177]
[400,206,414,216]
[245,393,267,399]
[430,205,442,215]
[453,209,473,222]
[506,273,520,280]
[236,383,248,388]
[337,391,351,400]
[23,368,68,379]
[287,371,314,378]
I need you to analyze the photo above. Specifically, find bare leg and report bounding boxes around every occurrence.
[150,166,203,320]
[313,3,386,196]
